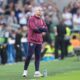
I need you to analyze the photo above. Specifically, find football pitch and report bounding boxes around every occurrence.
[0,57,80,80]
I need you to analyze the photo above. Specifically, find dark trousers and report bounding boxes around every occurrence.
[64,40,70,57]
[15,44,22,62]
[0,47,7,64]
[24,42,42,71]
[54,37,65,59]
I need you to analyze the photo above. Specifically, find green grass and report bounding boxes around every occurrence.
[0,57,80,80]
[41,71,80,80]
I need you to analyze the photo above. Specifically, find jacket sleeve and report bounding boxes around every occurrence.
[39,20,48,32]
[28,17,41,33]
[38,27,48,32]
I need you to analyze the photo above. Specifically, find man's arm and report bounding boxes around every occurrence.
[28,17,41,33]
[38,20,48,32]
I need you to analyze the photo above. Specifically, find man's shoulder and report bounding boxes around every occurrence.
[28,16,35,21]
[30,15,34,18]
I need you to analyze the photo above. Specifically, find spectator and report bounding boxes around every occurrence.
[7,30,16,64]
[9,2,15,11]
[18,8,27,27]
[62,7,73,29]
[7,11,19,30]
[15,3,22,23]
[73,8,80,32]
[0,0,4,7]
[0,23,7,64]
[70,1,80,15]
[70,35,80,48]
[25,5,32,20]
[21,27,28,59]
[52,7,59,27]
[15,28,22,62]
[54,20,66,59]
[41,41,55,59]
[0,14,5,24]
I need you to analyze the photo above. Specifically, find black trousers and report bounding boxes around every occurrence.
[64,40,70,57]
[24,42,42,71]
[54,37,65,59]
[15,44,22,62]
[0,47,7,64]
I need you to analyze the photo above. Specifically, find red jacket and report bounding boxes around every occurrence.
[28,16,47,44]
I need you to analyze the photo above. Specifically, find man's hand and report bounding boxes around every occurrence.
[38,27,47,32]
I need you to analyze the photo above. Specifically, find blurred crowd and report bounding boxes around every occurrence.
[0,0,80,64]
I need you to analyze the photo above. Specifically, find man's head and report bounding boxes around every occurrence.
[33,6,43,17]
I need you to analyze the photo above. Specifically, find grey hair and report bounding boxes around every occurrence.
[32,6,43,15]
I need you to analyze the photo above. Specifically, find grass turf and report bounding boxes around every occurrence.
[0,57,80,80]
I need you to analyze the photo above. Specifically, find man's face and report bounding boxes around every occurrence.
[35,8,42,17]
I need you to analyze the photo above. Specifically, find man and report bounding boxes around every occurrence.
[0,23,7,64]
[22,6,48,77]
[54,21,66,59]
[15,28,22,62]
